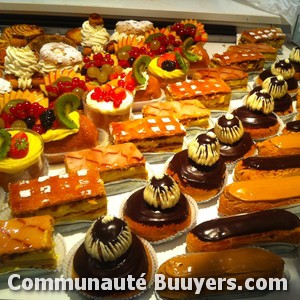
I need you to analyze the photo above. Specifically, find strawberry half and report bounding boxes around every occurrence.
[8,131,29,159]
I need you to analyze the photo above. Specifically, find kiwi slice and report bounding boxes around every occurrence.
[0,129,12,160]
[144,32,164,43]
[3,99,25,114]
[184,23,197,29]
[175,52,189,72]
[132,55,151,85]
[53,76,72,85]
[54,93,81,129]
[182,37,199,63]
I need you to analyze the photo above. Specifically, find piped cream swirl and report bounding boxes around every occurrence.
[214,113,244,144]
[289,47,300,64]
[188,132,220,166]
[143,174,181,209]
[245,89,274,114]
[271,59,295,80]
[84,215,132,262]
[262,75,288,98]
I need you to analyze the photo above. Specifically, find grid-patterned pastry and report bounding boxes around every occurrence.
[109,116,186,152]
[9,170,107,223]
[64,143,148,183]
[165,78,232,111]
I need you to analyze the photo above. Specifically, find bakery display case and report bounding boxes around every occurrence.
[1,1,300,300]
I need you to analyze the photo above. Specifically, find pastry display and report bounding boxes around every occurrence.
[210,49,265,72]
[227,43,278,62]
[0,215,58,273]
[234,154,300,181]
[109,116,186,153]
[218,175,300,216]
[212,113,256,164]
[238,27,286,49]
[83,83,133,132]
[157,247,284,299]
[8,170,107,223]
[232,89,280,139]
[142,99,211,128]
[72,215,154,298]
[256,133,300,156]
[186,209,300,252]
[256,59,298,94]
[165,78,232,111]
[0,128,47,191]
[122,174,192,242]
[289,46,300,80]
[191,66,249,92]
[166,132,226,202]
[64,142,148,183]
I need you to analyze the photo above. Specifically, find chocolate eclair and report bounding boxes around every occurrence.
[232,89,280,139]
[167,132,226,202]
[123,174,191,242]
[213,113,255,162]
[186,209,300,252]
[72,215,153,298]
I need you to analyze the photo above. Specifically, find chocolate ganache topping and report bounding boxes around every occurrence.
[188,132,220,166]
[124,174,189,226]
[190,209,300,242]
[143,174,181,209]
[286,120,300,132]
[73,215,149,297]
[271,58,295,80]
[245,89,274,115]
[214,113,244,145]
[241,154,300,170]
[262,75,288,98]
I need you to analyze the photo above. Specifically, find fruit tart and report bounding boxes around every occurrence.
[0,128,47,191]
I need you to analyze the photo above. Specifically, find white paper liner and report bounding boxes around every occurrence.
[0,233,65,281]
[163,156,228,205]
[132,89,166,112]
[119,192,198,245]
[62,236,157,300]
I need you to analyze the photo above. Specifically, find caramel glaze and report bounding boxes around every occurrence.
[124,187,189,226]
[242,154,300,170]
[190,209,300,242]
[286,120,300,132]
[258,68,298,90]
[249,85,293,113]
[209,128,254,162]
[168,149,226,189]
[73,233,149,297]
[232,106,278,129]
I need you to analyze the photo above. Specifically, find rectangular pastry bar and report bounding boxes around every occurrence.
[227,43,277,62]
[210,50,265,72]
[190,67,248,92]
[64,143,148,183]
[109,116,186,153]
[8,170,107,223]
[141,99,211,128]
[165,78,232,110]
[0,215,57,273]
[239,27,286,49]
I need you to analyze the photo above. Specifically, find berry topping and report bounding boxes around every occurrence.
[161,60,177,71]
[8,131,29,159]
[40,109,56,130]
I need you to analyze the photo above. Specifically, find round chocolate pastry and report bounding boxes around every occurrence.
[271,58,295,80]
[262,75,288,99]
[72,215,150,297]
[285,120,300,132]
[123,174,191,241]
[245,89,274,115]
[289,46,300,64]
[214,113,254,162]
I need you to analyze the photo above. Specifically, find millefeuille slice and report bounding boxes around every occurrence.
[8,170,107,223]
[0,215,57,273]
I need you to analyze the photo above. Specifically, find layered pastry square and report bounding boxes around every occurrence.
[141,99,211,128]
[64,143,148,183]
[0,215,57,273]
[210,50,265,72]
[191,67,249,92]
[109,116,186,152]
[8,170,107,223]
[239,27,286,49]
[165,78,232,111]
